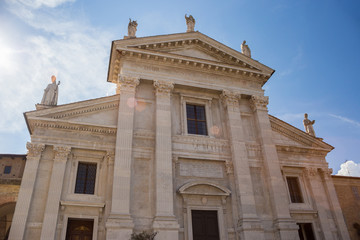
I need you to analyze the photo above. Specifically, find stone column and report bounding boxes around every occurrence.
[221,90,264,240]
[152,80,179,240]
[249,95,299,239]
[303,167,334,240]
[106,75,139,240]
[9,142,45,240]
[318,168,351,240]
[40,146,71,240]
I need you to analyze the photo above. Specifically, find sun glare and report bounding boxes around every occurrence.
[0,36,17,74]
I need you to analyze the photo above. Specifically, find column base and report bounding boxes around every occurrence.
[238,218,265,240]
[105,214,134,240]
[152,216,179,240]
[274,218,300,240]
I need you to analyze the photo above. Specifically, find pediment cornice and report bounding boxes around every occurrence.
[108,32,274,85]
[269,115,333,152]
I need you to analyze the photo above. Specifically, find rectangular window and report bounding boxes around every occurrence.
[3,166,11,174]
[297,223,315,240]
[286,176,304,203]
[186,104,208,135]
[75,162,97,194]
[351,186,360,200]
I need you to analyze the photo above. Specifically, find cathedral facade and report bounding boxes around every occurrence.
[9,25,350,240]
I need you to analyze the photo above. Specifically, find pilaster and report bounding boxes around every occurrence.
[221,90,264,240]
[318,168,350,240]
[40,146,71,240]
[249,95,299,240]
[106,75,139,240]
[9,142,45,240]
[152,80,179,240]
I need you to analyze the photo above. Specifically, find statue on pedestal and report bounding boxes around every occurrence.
[185,14,195,32]
[241,40,251,57]
[303,113,316,137]
[41,75,60,106]
[128,18,138,38]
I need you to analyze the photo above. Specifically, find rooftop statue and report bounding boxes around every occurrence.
[303,113,316,137]
[185,14,195,32]
[41,75,60,106]
[128,18,138,38]
[241,40,251,57]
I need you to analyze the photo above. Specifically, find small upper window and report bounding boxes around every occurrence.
[75,162,97,194]
[186,104,208,135]
[286,176,304,203]
[3,166,11,174]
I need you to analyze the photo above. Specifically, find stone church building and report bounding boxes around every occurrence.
[9,19,350,240]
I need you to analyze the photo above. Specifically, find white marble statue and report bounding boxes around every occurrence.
[241,40,251,57]
[303,113,316,137]
[128,18,138,38]
[185,14,195,32]
[41,75,60,106]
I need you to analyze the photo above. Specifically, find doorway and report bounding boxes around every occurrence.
[65,218,94,240]
[191,210,220,240]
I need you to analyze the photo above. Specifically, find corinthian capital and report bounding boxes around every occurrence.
[250,95,269,112]
[303,167,317,177]
[116,75,140,93]
[26,142,45,158]
[220,90,239,108]
[153,80,174,96]
[53,146,71,161]
[318,168,333,179]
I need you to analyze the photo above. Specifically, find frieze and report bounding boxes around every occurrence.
[26,142,45,158]
[246,143,262,159]
[250,95,269,112]
[172,135,230,155]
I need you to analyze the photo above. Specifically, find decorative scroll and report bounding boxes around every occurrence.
[53,146,71,161]
[117,75,140,93]
[26,142,45,158]
[153,80,174,96]
[250,95,269,112]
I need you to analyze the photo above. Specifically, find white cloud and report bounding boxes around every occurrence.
[12,0,75,9]
[337,160,360,177]
[0,0,116,133]
[329,114,360,128]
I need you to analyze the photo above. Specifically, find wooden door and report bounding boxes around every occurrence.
[192,210,220,240]
[66,219,93,240]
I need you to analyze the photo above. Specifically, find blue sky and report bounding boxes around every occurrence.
[0,0,359,175]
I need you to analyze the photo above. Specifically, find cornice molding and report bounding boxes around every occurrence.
[276,145,329,157]
[270,115,333,151]
[110,47,269,84]
[47,102,119,120]
[28,118,117,135]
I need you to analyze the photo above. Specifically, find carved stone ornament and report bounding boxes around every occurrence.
[106,151,115,166]
[250,95,269,112]
[185,14,195,32]
[153,80,174,96]
[117,75,140,93]
[26,142,45,158]
[225,160,233,175]
[53,146,71,161]
[319,168,333,179]
[304,167,317,177]
[220,90,239,108]
[303,113,316,137]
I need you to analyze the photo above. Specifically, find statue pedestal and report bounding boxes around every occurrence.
[35,104,56,110]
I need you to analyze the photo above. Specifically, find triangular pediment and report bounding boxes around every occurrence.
[269,115,333,152]
[24,95,119,135]
[108,32,274,84]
